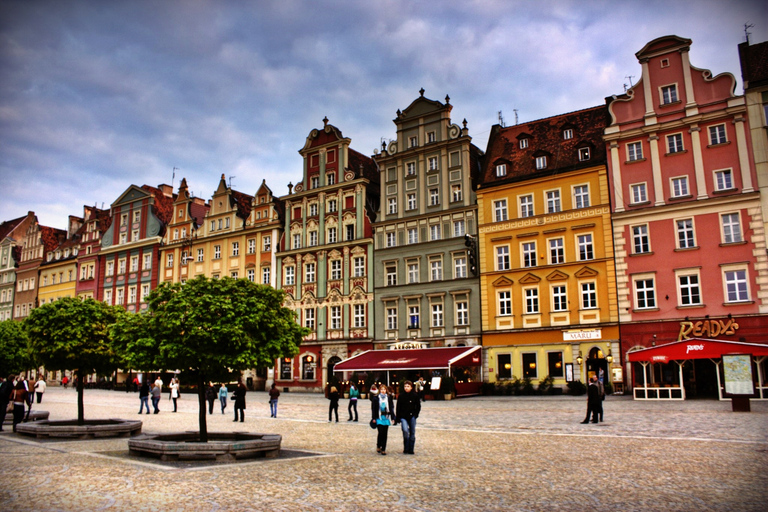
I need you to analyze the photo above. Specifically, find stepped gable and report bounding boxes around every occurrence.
[480,105,609,186]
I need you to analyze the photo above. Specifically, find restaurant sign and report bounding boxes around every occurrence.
[563,329,602,341]
[390,340,428,350]
[677,319,739,341]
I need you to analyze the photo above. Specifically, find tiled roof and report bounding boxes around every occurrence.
[189,201,209,227]
[141,185,175,224]
[348,149,379,184]
[39,225,66,252]
[0,216,26,241]
[230,190,253,219]
[739,40,768,88]
[479,105,609,187]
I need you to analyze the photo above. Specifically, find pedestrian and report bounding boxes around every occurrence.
[396,380,421,454]
[581,376,600,424]
[232,380,246,422]
[22,376,32,421]
[133,376,139,392]
[206,382,216,415]
[371,383,395,455]
[416,376,426,402]
[10,380,28,432]
[328,386,340,422]
[61,375,68,388]
[151,381,161,414]
[268,383,280,418]
[368,383,379,402]
[218,383,228,414]
[0,375,14,431]
[34,377,46,404]
[347,384,359,422]
[154,375,163,393]
[596,375,605,422]
[169,377,179,412]
[138,380,151,414]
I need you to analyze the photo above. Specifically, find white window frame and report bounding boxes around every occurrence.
[722,265,750,303]
[407,227,418,244]
[263,235,272,252]
[632,224,650,254]
[577,233,594,261]
[452,184,462,202]
[661,84,678,104]
[328,227,337,244]
[676,270,702,307]
[284,266,295,286]
[353,257,365,277]
[563,128,573,140]
[627,141,643,161]
[354,304,366,328]
[670,176,689,198]
[388,197,397,215]
[406,162,416,176]
[675,218,696,249]
[552,285,567,312]
[407,261,419,284]
[573,184,590,209]
[453,220,465,238]
[407,193,417,210]
[720,212,743,244]
[667,133,684,154]
[578,147,590,161]
[430,257,443,281]
[519,194,534,218]
[546,189,561,213]
[386,305,398,331]
[429,224,441,241]
[521,241,536,268]
[630,183,648,204]
[428,157,438,171]
[330,259,342,281]
[331,305,342,330]
[262,267,270,285]
[494,199,508,222]
[524,287,539,314]
[709,124,727,145]
[496,245,510,271]
[386,262,397,286]
[431,303,444,327]
[519,138,528,149]
[714,169,734,191]
[548,238,564,265]
[496,164,507,177]
[454,255,467,279]
[580,281,597,309]
[633,274,657,310]
[535,155,547,170]
[498,290,512,316]
[305,262,316,283]
[429,188,439,206]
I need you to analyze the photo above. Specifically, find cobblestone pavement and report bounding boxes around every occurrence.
[1,387,766,511]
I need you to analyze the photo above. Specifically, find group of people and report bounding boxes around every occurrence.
[0,374,46,432]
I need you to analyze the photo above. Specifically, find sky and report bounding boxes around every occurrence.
[1,0,767,230]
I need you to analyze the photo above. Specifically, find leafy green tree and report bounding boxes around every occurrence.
[25,298,125,424]
[0,319,34,377]
[112,276,308,442]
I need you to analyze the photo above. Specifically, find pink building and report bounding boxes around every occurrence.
[604,36,768,399]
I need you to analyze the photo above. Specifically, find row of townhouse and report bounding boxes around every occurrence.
[2,35,767,395]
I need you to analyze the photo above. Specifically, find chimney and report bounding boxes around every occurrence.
[158,184,173,197]
[288,182,293,194]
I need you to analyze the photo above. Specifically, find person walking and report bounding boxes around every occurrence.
[205,382,216,415]
[415,376,426,402]
[10,380,28,432]
[22,376,33,421]
[138,380,150,414]
[232,380,246,422]
[169,377,179,412]
[268,383,280,418]
[327,386,340,422]
[396,380,421,454]
[218,383,228,414]
[0,375,14,431]
[33,377,46,404]
[371,384,395,455]
[347,384,359,422]
[150,381,162,414]
[581,376,600,424]
[61,375,68,389]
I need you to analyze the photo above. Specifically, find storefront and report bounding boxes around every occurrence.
[334,345,483,396]
[627,338,768,401]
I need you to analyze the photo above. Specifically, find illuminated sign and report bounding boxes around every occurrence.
[563,329,602,341]
[677,319,739,341]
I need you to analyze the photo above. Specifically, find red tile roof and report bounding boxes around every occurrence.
[39,225,66,252]
[230,189,253,219]
[739,40,768,89]
[141,185,176,224]
[0,215,26,241]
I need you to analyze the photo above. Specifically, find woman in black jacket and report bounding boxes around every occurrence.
[371,384,395,455]
[233,380,247,422]
[328,386,340,422]
[396,380,421,454]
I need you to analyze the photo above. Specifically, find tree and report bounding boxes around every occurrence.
[112,276,308,442]
[0,319,34,377]
[25,297,125,424]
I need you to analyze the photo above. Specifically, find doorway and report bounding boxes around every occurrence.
[682,359,718,399]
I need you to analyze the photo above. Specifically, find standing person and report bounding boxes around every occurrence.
[327,386,340,422]
[22,376,33,421]
[218,383,228,414]
[596,374,605,422]
[368,384,379,402]
[581,376,600,424]
[396,380,421,454]
[61,375,68,388]
[169,378,179,413]
[34,377,46,404]
[150,381,162,414]
[371,383,395,455]
[138,380,150,414]
[347,384,359,422]
[0,375,14,431]
[154,375,163,394]
[233,380,246,422]
[268,383,280,418]
[132,376,139,392]
[205,382,216,415]
[10,380,28,432]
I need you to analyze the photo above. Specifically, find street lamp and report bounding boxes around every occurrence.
[606,352,613,364]
[576,351,583,365]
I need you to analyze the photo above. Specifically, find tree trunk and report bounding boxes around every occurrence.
[76,369,84,425]
[198,373,208,443]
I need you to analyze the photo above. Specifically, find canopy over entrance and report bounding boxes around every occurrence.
[627,338,768,363]
[335,346,482,372]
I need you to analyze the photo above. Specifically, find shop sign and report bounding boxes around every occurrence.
[390,341,428,350]
[677,319,739,341]
[379,358,416,365]
[563,328,602,341]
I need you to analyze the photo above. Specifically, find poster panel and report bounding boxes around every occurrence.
[722,354,754,395]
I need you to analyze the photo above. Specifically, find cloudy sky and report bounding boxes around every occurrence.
[2,0,766,229]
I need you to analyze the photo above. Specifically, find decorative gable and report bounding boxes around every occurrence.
[575,266,599,278]
[546,270,569,281]
[518,273,541,284]
[492,276,514,287]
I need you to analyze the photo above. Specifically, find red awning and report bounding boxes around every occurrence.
[627,338,768,363]
[334,346,482,372]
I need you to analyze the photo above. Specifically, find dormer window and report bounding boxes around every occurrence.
[563,129,573,140]
[495,164,507,177]
[535,156,547,170]
[519,138,529,149]
[47,253,53,262]
[578,147,591,161]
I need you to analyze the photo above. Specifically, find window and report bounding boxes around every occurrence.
[548,352,564,378]
[166,254,173,267]
[325,259,339,280]
[248,239,256,254]
[309,204,318,216]
[496,164,507,177]
[388,197,397,215]
[429,188,439,206]
[262,267,270,285]
[454,256,467,278]
[308,231,318,247]
[409,306,420,328]
[311,176,319,189]
[709,124,727,145]
[247,269,255,282]
[581,282,597,309]
[354,257,365,277]
[408,262,419,284]
[409,136,417,148]
[407,193,417,210]
[494,200,508,222]
[552,285,567,311]
[121,214,128,226]
[715,169,733,191]
[632,225,650,254]
[428,157,438,171]
[386,232,396,247]
[327,173,335,185]
[263,236,271,252]
[141,284,150,303]
[574,185,589,209]
[536,156,547,170]
[563,129,573,140]
[456,301,468,326]
[427,131,436,143]
[173,229,179,241]
[116,288,124,306]
[678,274,701,306]
[667,133,684,154]
[195,248,204,262]
[522,242,536,268]
[106,261,114,277]
[305,263,315,283]
[578,147,591,161]
[452,184,462,202]
[577,234,594,261]
[546,190,561,213]
[496,246,510,271]
[304,308,315,329]
[631,183,648,204]
[453,220,465,237]
[328,227,337,244]
[407,228,418,244]
[430,224,441,241]
[125,285,133,304]
[724,269,749,302]
[279,358,292,380]
[525,288,539,314]
[634,278,656,309]
[519,138,529,149]
[354,304,366,328]
[627,141,643,161]
[331,306,342,330]
[498,291,512,316]
[328,200,337,213]
[671,176,689,198]
[386,263,397,286]
[406,162,416,175]
[210,220,215,231]
[520,195,534,218]
[232,242,239,256]
[386,306,398,331]
[549,238,564,264]
[431,303,443,327]
[721,213,742,243]
[301,355,315,380]
[676,219,695,249]
[120,233,127,244]
[104,289,112,305]
[430,258,442,281]
[143,254,152,270]
[130,255,139,272]
[284,266,295,285]
[498,354,512,379]
[661,84,678,104]
[214,245,221,259]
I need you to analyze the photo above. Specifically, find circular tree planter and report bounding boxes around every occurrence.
[129,431,282,461]
[3,410,49,425]
[15,418,142,439]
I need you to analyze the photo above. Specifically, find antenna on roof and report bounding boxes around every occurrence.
[513,109,519,126]
[172,167,179,190]
[625,75,635,90]
[228,176,236,188]
[497,111,505,128]
[744,22,754,44]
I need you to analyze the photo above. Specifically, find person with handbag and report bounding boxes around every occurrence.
[10,380,28,432]
[371,384,396,455]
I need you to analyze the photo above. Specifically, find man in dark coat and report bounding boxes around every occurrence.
[581,376,600,424]
[0,375,15,430]
[396,380,421,454]
[233,380,247,422]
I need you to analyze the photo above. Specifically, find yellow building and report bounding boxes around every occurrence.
[38,216,81,306]
[476,106,619,390]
